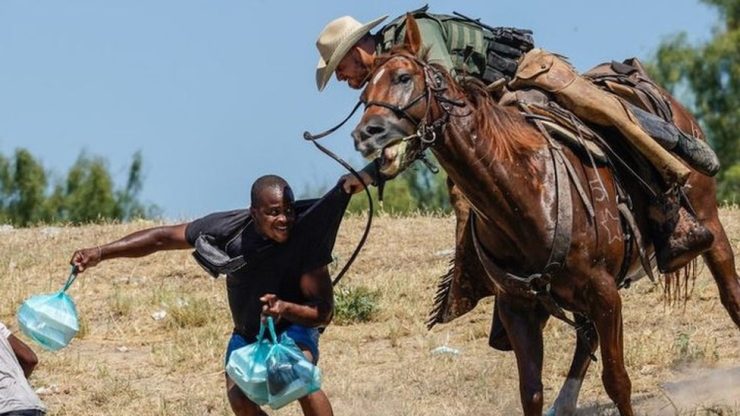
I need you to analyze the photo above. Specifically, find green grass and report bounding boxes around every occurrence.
[333,285,380,325]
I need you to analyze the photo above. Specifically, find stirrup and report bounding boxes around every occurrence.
[655,206,714,273]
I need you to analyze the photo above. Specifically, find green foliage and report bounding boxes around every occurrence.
[62,153,119,222]
[5,149,49,225]
[647,0,739,201]
[333,285,380,325]
[0,148,158,226]
[116,151,151,220]
[347,157,452,215]
[720,163,740,203]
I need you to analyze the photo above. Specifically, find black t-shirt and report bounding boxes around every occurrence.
[185,185,350,341]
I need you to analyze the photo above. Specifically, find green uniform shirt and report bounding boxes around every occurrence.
[375,16,456,77]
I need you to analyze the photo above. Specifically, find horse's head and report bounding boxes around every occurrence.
[352,14,454,178]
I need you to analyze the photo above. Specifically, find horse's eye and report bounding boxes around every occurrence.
[397,74,412,84]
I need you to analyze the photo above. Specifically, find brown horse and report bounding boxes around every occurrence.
[350,15,740,416]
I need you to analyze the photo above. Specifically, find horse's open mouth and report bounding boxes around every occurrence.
[377,140,409,177]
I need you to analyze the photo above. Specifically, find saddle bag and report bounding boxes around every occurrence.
[482,26,534,84]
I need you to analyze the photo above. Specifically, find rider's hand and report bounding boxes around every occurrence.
[69,246,102,273]
[339,171,373,194]
[260,293,287,321]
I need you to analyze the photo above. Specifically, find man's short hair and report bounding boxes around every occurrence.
[250,175,291,207]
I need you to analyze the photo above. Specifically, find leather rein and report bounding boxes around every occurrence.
[300,54,464,285]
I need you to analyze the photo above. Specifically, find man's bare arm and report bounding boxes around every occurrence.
[8,334,38,378]
[70,223,191,272]
[260,265,334,327]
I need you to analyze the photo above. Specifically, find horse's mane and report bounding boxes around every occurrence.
[438,68,541,163]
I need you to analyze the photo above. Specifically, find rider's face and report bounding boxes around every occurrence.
[335,48,370,89]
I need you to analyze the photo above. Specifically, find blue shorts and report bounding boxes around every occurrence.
[225,324,320,366]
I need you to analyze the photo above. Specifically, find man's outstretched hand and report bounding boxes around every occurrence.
[69,247,102,273]
[339,171,374,194]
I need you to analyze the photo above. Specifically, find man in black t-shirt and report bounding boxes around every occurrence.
[70,175,349,416]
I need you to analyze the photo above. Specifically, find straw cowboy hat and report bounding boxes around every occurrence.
[315,15,388,91]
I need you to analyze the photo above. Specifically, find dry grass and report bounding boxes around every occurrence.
[0,209,739,416]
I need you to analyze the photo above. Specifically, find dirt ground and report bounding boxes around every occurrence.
[0,208,738,415]
[576,366,740,415]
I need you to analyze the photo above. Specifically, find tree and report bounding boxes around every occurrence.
[0,148,158,226]
[346,156,451,215]
[647,0,739,201]
[61,153,119,223]
[4,149,49,226]
[114,151,152,220]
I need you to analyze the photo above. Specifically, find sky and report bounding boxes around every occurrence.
[0,1,719,220]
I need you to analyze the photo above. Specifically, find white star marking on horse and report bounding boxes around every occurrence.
[600,210,622,244]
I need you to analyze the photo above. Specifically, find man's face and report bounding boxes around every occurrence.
[251,186,295,243]
[335,48,370,89]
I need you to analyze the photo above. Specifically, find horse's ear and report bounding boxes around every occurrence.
[357,46,375,70]
[402,13,422,56]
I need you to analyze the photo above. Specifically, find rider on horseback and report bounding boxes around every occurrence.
[315,6,720,274]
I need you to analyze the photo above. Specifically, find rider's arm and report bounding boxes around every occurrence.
[70,224,191,272]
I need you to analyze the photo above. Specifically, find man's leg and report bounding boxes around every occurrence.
[511,49,713,271]
[285,325,333,416]
[648,188,714,272]
[295,347,333,416]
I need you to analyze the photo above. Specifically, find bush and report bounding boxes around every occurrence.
[333,286,380,325]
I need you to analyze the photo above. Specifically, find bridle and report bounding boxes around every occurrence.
[361,53,468,152]
[300,52,466,285]
[305,52,466,143]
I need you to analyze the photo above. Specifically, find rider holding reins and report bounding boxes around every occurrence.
[315,6,720,274]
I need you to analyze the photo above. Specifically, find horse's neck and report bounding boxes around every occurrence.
[433,104,554,264]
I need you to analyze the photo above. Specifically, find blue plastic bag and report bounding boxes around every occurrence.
[226,317,322,409]
[265,323,321,410]
[225,319,273,406]
[17,267,80,351]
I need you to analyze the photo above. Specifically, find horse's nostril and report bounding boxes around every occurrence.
[353,115,388,147]
[365,124,386,137]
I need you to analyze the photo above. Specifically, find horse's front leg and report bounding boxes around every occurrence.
[701,210,740,328]
[545,314,599,416]
[686,176,740,328]
[589,274,634,416]
[497,294,549,415]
